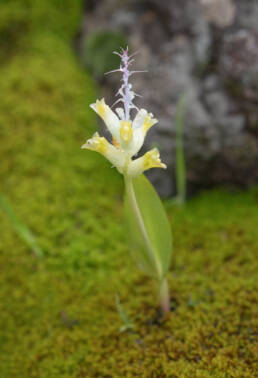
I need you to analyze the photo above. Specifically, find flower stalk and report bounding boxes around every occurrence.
[82,47,172,315]
[159,278,170,315]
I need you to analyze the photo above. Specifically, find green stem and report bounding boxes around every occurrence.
[159,277,170,314]
[175,95,186,204]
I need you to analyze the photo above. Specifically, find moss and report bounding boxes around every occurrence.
[0,0,81,39]
[0,1,257,377]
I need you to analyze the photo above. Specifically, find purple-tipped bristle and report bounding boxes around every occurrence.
[106,47,146,120]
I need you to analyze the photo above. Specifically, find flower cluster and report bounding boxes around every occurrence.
[82,47,166,177]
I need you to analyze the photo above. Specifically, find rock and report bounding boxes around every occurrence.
[200,0,236,28]
[78,0,258,197]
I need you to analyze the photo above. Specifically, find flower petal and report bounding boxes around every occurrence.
[115,107,125,120]
[123,109,158,157]
[142,113,158,133]
[132,109,148,129]
[120,121,133,144]
[127,148,166,177]
[90,98,121,140]
[82,132,126,173]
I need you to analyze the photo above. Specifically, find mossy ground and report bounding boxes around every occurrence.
[0,1,257,377]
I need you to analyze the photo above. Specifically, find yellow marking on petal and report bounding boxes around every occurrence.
[96,138,108,154]
[81,133,108,154]
[120,121,133,143]
[96,98,107,118]
[143,115,157,133]
[143,148,167,170]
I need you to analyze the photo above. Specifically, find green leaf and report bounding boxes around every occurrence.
[115,294,134,333]
[0,193,43,258]
[124,174,172,281]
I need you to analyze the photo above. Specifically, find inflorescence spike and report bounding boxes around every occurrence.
[105,47,146,121]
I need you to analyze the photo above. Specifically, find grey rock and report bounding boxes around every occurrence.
[78,0,258,197]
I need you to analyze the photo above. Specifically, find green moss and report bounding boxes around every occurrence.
[0,1,257,377]
[0,0,81,39]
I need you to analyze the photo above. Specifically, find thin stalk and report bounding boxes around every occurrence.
[159,277,170,314]
[124,175,170,314]
[175,95,186,204]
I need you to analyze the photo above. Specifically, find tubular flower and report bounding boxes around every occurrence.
[82,47,166,177]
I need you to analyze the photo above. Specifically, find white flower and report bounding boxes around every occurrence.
[82,48,166,178]
[82,98,166,177]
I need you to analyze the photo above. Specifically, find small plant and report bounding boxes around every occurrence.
[175,94,187,204]
[82,47,172,314]
[0,193,43,257]
[115,294,134,332]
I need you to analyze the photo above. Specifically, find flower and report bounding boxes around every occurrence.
[82,48,166,177]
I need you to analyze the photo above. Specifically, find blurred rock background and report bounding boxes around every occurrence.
[78,0,258,197]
